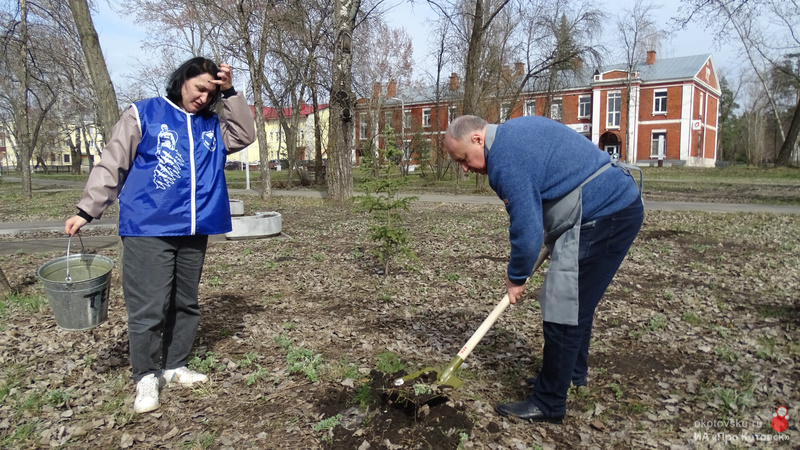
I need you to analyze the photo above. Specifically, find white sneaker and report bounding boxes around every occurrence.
[134,374,160,413]
[161,366,209,387]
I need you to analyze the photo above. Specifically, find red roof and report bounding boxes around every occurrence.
[249,103,329,120]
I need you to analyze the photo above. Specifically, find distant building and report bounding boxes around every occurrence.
[0,123,104,173]
[246,103,330,167]
[356,52,720,168]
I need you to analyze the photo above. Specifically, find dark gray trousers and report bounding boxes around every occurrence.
[122,235,208,382]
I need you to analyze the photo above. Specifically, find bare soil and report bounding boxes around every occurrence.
[0,195,798,449]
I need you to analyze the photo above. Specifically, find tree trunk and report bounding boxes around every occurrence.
[326,0,360,202]
[0,266,11,298]
[775,96,800,167]
[461,0,485,116]
[67,0,119,141]
[70,128,82,173]
[236,2,271,200]
[17,0,33,199]
[310,74,324,184]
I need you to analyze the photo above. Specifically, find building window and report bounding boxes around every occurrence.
[422,109,431,127]
[653,90,667,114]
[550,98,562,121]
[64,154,70,163]
[699,92,704,118]
[403,110,411,129]
[359,115,368,140]
[650,131,666,158]
[385,111,393,131]
[1,134,6,147]
[448,106,457,124]
[578,96,591,118]
[607,91,621,128]
[500,102,511,123]
[525,100,536,116]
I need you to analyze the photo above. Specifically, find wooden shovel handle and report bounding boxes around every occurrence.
[455,247,550,361]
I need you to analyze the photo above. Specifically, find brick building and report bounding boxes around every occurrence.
[355,52,720,168]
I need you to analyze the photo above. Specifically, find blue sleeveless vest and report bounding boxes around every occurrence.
[118,97,232,236]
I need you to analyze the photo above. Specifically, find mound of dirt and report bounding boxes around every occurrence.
[316,370,473,449]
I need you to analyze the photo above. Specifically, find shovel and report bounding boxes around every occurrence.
[394,247,551,389]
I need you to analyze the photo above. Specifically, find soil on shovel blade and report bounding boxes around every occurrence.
[316,370,473,449]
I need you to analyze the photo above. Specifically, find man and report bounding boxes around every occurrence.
[444,115,643,423]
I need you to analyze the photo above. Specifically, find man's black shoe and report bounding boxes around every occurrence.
[495,400,563,424]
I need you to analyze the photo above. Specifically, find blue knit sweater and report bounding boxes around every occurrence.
[486,116,640,285]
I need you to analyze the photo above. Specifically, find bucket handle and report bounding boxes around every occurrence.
[65,234,85,283]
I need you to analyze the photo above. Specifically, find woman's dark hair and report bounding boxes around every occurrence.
[166,57,221,115]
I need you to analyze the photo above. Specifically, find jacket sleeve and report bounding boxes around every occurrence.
[76,107,141,219]
[220,92,256,154]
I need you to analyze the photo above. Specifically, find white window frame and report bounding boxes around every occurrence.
[403,110,411,129]
[359,115,368,140]
[448,106,457,124]
[650,130,666,158]
[578,95,591,119]
[550,98,562,121]
[422,108,431,127]
[64,154,71,163]
[699,92,704,118]
[607,91,621,128]
[384,111,393,131]
[653,89,667,115]
[500,102,511,123]
[525,100,536,116]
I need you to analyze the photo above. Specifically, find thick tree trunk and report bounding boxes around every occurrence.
[326,0,360,202]
[776,96,800,167]
[70,129,82,173]
[461,0,485,116]
[67,0,119,141]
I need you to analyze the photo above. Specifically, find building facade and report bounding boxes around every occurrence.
[245,103,330,166]
[356,52,720,168]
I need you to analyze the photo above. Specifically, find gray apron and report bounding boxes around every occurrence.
[539,164,611,325]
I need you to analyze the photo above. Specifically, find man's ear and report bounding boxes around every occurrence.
[471,133,483,145]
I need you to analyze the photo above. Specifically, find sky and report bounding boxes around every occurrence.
[93,0,741,92]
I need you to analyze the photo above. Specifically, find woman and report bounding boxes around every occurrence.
[65,57,256,413]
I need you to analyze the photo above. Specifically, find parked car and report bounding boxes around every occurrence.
[224,161,245,170]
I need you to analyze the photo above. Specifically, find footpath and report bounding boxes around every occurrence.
[1,178,799,255]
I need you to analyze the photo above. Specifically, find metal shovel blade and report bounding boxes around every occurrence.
[393,356,465,389]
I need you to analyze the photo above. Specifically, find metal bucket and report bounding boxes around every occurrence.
[37,252,114,331]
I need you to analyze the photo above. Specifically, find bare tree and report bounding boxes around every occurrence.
[678,0,800,166]
[351,17,414,174]
[228,0,274,199]
[740,76,769,165]
[419,13,457,180]
[509,0,603,116]
[0,0,60,197]
[67,0,119,141]
[457,0,513,116]
[616,0,664,163]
